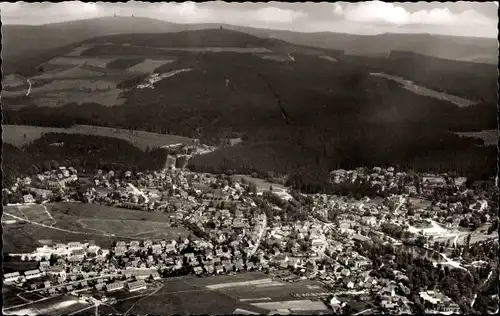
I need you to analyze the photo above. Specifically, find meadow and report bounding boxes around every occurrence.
[2,202,192,253]
[2,124,192,150]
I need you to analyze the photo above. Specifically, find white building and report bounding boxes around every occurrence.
[127,280,147,292]
[24,269,42,280]
[4,272,20,283]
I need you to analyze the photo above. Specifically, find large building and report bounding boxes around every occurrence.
[127,279,147,292]
[106,281,125,292]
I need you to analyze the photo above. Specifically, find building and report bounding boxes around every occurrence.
[420,291,461,314]
[4,272,20,283]
[127,280,147,292]
[24,269,42,280]
[23,194,35,203]
[106,281,125,292]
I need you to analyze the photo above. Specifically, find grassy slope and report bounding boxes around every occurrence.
[2,124,192,150]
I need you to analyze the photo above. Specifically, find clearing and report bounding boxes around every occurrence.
[45,57,115,68]
[32,66,105,80]
[370,72,476,107]
[127,59,176,74]
[456,130,498,146]
[2,202,191,253]
[2,124,192,150]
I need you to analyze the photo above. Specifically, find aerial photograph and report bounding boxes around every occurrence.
[1,1,498,315]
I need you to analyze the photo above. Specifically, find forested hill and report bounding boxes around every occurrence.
[2,134,170,188]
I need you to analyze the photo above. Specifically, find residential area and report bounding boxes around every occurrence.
[2,164,498,315]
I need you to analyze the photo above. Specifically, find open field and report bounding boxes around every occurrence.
[3,204,55,225]
[370,72,477,107]
[32,66,105,80]
[65,44,96,57]
[2,285,31,308]
[45,57,115,68]
[3,294,90,316]
[35,89,125,107]
[409,197,432,209]
[2,262,40,274]
[127,58,176,73]
[2,124,192,150]
[231,175,287,192]
[111,278,268,315]
[256,54,289,62]
[456,129,498,146]
[2,202,191,253]
[150,46,273,53]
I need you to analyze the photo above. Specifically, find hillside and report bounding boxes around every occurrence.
[2,17,497,77]
[2,27,497,189]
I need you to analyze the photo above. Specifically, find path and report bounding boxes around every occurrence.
[2,212,114,237]
[3,294,64,311]
[40,204,57,226]
[124,284,163,316]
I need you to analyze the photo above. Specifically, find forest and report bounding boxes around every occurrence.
[2,134,169,187]
[2,51,497,191]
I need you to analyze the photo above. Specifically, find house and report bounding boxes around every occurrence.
[47,266,66,279]
[24,269,42,280]
[205,264,215,274]
[23,194,35,203]
[127,280,147,292]
[44,281,52,288]
[66,285,74,292]
[95,283,105,291]
[4,272,20,283]
[420,291,461,314]
[106,281,125,292]
[193,266,203,275]
[246,261,255,271]
[215,265,224,274]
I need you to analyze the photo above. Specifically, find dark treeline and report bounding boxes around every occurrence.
[2,133,169,187]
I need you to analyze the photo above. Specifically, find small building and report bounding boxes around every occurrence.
[127,279,147,292]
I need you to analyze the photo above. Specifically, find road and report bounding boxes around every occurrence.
[124,283,162,316]
[247,214,267,258]
[3,211,115,237]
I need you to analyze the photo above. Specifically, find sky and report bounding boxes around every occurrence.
[1,1,498,38]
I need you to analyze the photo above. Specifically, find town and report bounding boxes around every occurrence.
[2,163,498,315]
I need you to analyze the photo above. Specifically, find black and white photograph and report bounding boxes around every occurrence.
[1,1,498,315]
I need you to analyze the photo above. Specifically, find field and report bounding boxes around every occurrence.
[456,129,498,146]
[2,124,192,150]
[3,294,90,316]
[370,72,477,107]
[127,58,176,73]
[45,57,114,68]
[64,44,96,57]
[32,66,105,80]
[2,202,191,253]
[3,204,55,226]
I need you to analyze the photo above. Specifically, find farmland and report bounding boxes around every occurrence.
[3,294,90,316]
[127,58,176,73]
[2,202,192,253]
[456,129,498,146]
[2,124,192,150]
[109,274,331,315]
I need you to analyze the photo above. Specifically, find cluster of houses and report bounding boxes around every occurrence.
[5,166,79,203]
[5,163,490,315]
